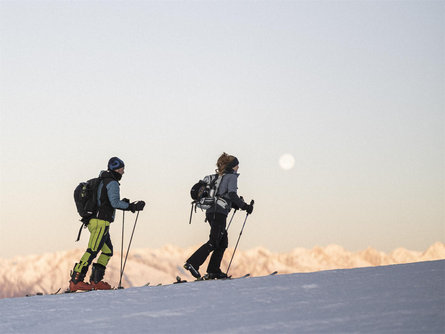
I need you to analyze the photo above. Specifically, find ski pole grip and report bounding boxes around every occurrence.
[245,199,254,216]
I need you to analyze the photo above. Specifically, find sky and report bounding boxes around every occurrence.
[1,0,444,259]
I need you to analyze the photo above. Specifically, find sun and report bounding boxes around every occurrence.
[279,154,295,170]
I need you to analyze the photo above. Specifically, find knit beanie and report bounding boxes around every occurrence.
[108,157,125,171]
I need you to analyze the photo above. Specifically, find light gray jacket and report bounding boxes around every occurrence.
[207,172,246,217]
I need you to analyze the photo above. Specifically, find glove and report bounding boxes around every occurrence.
[242,203,254,215]
[128,201,146,213]
[122,198,130,204]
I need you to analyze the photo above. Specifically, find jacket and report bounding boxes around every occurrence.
[206,171,246,217]
[96,170,129,222]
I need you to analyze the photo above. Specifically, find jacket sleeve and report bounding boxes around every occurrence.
[226,174,246,209]
[106,181,130,210]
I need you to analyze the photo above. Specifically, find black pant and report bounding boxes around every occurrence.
[187,212,228,274]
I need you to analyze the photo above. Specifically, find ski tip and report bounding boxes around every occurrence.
[174,276,188,284]
[25,292,43,297]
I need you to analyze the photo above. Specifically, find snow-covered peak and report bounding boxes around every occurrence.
[1,243,444,299]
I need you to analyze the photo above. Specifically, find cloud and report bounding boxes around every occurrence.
[1,242,444,299]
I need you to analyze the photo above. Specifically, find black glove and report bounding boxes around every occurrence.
[122,198,130,204]
[242,203,254,215]
[128,201,146,213]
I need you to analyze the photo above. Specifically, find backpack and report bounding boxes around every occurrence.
[73,177,102,240]
[189,174,225,224]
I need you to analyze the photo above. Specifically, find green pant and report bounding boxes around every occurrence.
[74,219,113,273]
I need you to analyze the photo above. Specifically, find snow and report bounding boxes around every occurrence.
[1,260,443,333]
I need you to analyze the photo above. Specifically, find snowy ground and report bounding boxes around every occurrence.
[0,260,443,334]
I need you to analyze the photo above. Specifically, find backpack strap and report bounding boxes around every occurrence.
[214,174,224,198]
[75,221,89,242]
[211,174,225,220]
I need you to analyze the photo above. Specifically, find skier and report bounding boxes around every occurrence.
[184,153,253,279]
[69,157,145,291]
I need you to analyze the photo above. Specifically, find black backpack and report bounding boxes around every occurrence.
[73,177,102,240]
[189,174,224,224]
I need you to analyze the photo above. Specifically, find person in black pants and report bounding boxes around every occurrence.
[184,153,253,279]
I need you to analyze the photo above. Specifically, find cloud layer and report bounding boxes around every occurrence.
[1,242,444,299]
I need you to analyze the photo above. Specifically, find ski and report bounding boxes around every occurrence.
[25,288,61,297]
[173,273,251,284]
[173,275,204,284]
[269,271,278,276]
[64,288,91,294]
[217,273,250,280]
[64,286,120,293]
[25,292,44,297]
[173,276,187,284]
[226,273,250,280]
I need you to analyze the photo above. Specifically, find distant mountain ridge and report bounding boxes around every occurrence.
[1,242,444,299]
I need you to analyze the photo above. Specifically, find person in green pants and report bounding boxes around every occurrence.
[69,157,145,291]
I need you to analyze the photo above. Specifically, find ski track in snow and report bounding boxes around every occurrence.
[0,260,444,334]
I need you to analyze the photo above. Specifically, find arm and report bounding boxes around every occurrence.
[106,181,130,210]
[226,174,246,209]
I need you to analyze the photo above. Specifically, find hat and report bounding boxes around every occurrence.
[225,156,239,171]
[108,157,125,171]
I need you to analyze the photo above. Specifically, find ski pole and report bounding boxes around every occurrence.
[226,200,254,276]
[118,211,125,289]
[189,203,194,224]
[226,209,237,232]
[226,196,243,232]
[119,211,140,288]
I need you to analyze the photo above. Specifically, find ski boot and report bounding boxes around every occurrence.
[90,263,112,290]
[184,262,201,279]
[69,264,93,292]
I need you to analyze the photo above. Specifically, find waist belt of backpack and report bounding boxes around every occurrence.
[216,197,228,209]
[76,211,100,241]
[76,221,88,242]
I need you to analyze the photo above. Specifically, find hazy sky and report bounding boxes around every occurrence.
[1,1,444,259]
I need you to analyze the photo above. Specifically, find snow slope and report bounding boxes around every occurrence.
[1,242,444,299]
[0,260,443,334]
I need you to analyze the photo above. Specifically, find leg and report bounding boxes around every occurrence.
[90,233,113,289]
[186,242,213,272]
[207,229,228,274]
[185,213,227,277]
[70,219,110,291]
[205,213,227,274]
[97,232,113,268]
[73,219,110,274]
